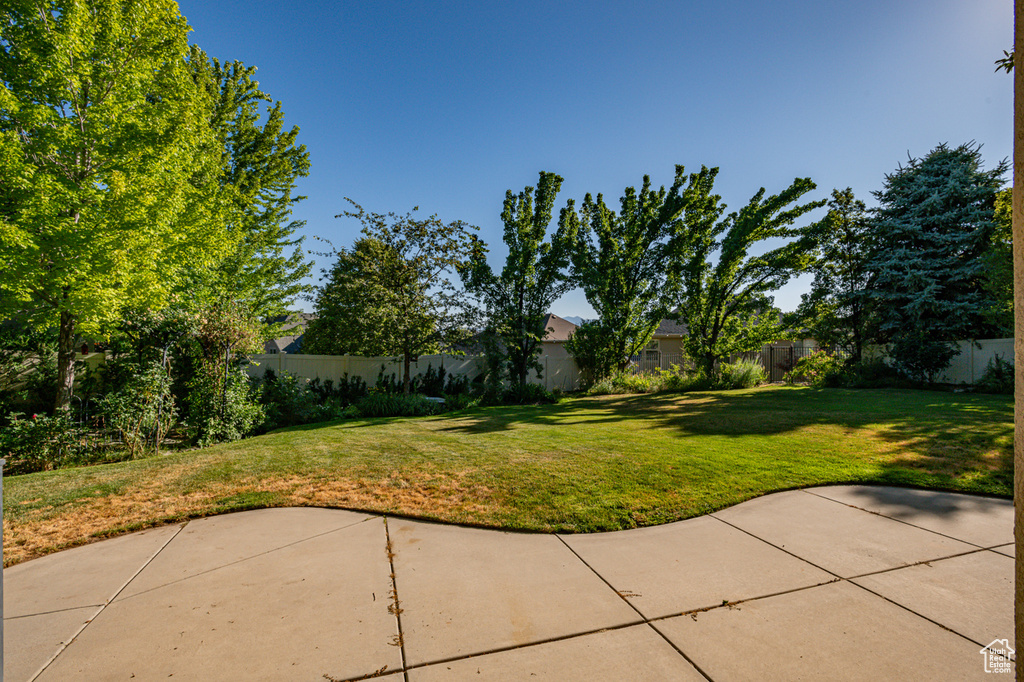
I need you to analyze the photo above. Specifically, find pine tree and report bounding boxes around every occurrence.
[867,142,1008,381]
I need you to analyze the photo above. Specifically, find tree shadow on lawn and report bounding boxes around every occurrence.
[438,388,1013,493]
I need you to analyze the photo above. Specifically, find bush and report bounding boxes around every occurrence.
[185,367,265,447]
[502,382,559,405]
[842,360,905,389]
[715,359,766,389]
[308,373,368,404]
[0,412,101,475]
[355,391,446,418]
[260,371,327,431]
[975,354,1013,394]
[97,361,176,457]
[784,351,845,387]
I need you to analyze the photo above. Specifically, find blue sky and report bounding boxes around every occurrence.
[177,0,1012,318]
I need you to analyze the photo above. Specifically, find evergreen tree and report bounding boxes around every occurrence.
[461,172,571,389]
[187,52,312,327]
[867,142,1008,381]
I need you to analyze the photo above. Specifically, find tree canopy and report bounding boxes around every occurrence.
[677,176,825,378]
[305,201,478,393]
[560,165,707,378]
[791,188,874,361]
[461,171,571,389]
[0,0,232,410]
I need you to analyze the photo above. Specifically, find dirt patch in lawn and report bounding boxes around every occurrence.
[4,470,499,566]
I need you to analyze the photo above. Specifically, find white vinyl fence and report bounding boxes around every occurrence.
[247,353,582,392]
[863,338,1013,385]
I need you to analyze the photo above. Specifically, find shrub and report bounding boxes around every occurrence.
[97,361,177,457]
[185,367,265,447]
[308,373,368,404]
[259,371,329,431]
[355,391,446,418]
[842,360,904,389]
[784,351,845,387]
[975,354,1013,394]
[502,382,559,405]
[715,359,766,389]
[0,412,101,475]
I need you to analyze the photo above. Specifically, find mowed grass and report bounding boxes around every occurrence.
[3,385,1012,566]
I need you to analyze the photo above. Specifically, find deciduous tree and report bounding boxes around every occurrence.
[0,0,230,412]
[791,188,874,361]
[560,166,711,377]
[677,177,825,378]
[461,171,571,389]
[305,202,478,393]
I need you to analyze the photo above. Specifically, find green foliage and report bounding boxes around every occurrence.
[97,362,176,457]
[307,202,479,392]
[184,53,312,324]
[974,355,1013,395]
[586,365,706,396]
[677,174,826,378]
[185,366,264,447]
[792,188,874,360]
[0,0,232,411]
[307,374,369,405]
[561,166,712,377]
[783,351,846,387]
[981,188,1012,332]
[714,359,766,389]
[867,142,1008,382]
[258,371,345,431]
[462,172,572,389]
[499,383,559,406]
[0,412,100,475]
[564,321,622,388]
[355,392,446,418]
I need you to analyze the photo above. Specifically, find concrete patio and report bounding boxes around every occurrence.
[4,485,1015,681]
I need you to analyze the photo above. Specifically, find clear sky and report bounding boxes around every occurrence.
[176,0,1012,318]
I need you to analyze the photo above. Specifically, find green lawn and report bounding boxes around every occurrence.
[3,385,1012,566]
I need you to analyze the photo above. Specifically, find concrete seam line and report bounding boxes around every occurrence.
[28,520,187,682]
[382,517,410,682]
[844,578,994,650]
[801,488,997,549]
[709,514,845,580]
[553,534,715,682]
[843,546,1001,581]
[117,512,379,602]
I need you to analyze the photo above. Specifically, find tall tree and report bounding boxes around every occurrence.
[560,165,711,377]
[982,187,1013,332]
[792,188,874,361]
[0,0,230,412]
[677,177,826,378]
[305,201,478,393]
[867,142,1008,381]
[186,53,312,325]
[461,171,571,389]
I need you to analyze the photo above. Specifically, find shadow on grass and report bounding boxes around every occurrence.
[437,387,1013,494]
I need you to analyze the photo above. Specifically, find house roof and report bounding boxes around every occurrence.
[653,318,688,337]
[264,313,316,354]
[541,314,579,342]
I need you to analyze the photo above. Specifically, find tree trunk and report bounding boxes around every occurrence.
[403,354,411,395]
[54,310,77,414]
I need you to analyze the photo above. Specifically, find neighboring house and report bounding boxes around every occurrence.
[264,313,316,354]
[538,314,579,359]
